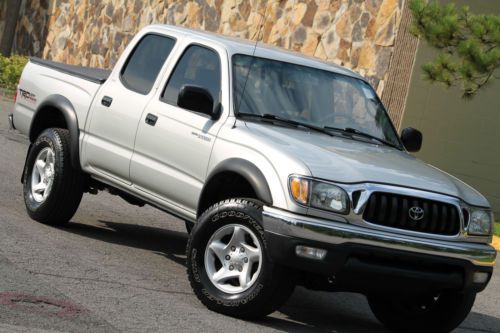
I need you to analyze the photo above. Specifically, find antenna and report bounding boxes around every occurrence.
[233,4,269,128]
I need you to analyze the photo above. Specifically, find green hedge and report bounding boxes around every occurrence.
[0,55,29,93]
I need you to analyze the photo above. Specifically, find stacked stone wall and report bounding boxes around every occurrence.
[11,0,54,56]
[12,0,405,95]
[0,1,9,46]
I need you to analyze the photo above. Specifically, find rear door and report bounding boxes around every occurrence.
[83,33,176,184]
[130,40,229,212]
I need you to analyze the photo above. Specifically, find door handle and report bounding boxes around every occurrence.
[101,96,113,107]
[145,113,158,126]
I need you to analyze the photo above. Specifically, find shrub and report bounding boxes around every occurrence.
[0,55,29,93]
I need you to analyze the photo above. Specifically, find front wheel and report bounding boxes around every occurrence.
[187,199,295,319]
[368,291,476,332]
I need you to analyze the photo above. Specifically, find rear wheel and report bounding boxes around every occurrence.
[368,291,476,332]
[23,128,83,225]
[187,198,295,319]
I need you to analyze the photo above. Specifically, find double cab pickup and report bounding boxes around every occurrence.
[10,25,496,332]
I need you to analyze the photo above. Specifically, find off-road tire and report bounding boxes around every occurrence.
[368,291,476,332]
[187,198,295,319]
[23,128,84,225]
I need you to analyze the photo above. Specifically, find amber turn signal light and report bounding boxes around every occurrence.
[290,177,310,205]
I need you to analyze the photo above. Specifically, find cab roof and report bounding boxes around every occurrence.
[147,24,364,81]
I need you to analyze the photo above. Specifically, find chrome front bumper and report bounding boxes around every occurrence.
[263,207,497,267]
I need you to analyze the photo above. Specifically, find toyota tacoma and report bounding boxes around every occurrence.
[9,25,496,332]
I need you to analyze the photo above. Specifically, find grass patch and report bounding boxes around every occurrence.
[0,55,29,94]
[494,222,500,237]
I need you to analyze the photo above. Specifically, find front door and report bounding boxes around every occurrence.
[130,43,227,213]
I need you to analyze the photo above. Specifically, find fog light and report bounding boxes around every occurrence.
[473,272,489,284]
[295,245,327,260]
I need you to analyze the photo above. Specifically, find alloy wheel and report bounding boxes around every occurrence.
[204,224,263,294]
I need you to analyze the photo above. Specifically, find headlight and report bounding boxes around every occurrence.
[289,176,349,214]
[468,209,493,236]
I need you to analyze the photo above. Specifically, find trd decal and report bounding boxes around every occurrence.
[18,88,37,103]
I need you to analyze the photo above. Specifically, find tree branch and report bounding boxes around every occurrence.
[410,0,499,98]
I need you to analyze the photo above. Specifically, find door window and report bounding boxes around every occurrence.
[161,45,221,108]
[120,34,176,95]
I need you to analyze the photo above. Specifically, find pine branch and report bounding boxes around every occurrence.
[410,0,500,98]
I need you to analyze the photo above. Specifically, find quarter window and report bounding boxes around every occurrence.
[162,45,221,108]
[120,34,176,95]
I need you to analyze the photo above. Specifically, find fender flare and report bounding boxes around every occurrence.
[29,94,80,169]
[202,158,273,207]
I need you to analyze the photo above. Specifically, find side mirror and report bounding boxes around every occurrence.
[177,84,220,120]
[401,127,423,152]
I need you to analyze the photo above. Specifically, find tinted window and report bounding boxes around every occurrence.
[233,54,400,147]
[162,45,221,107]
[121,34,175,95]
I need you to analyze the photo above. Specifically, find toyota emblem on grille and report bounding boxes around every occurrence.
[409,206,424,221]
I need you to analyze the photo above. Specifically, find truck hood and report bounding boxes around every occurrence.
[245,122,489,207]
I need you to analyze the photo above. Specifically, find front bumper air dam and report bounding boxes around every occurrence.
[262,207,496,293]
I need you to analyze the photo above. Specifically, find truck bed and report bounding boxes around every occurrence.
[30,57,111,84]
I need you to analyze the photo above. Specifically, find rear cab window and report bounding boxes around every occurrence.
[120,34,176,95]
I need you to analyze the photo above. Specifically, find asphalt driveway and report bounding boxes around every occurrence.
[0,98,498,332]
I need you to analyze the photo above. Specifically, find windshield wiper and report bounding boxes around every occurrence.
[324,126,401,149]
[238,113,335,137]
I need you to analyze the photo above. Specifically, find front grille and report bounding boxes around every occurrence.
[363,192,460,236]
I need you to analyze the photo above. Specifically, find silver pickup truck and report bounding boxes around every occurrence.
[9,25,496,332]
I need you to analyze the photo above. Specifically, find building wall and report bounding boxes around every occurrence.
[12,0,55,56]
[0,0,53,57]
[402,0,500,218]
[0,0,8,44]
[11,0,405,96]
[380,0,418,130]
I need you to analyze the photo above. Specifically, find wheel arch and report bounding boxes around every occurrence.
[29,94,80,169]
[197,158,273,217]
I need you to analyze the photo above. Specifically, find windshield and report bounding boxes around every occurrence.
[232,54,401,148]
